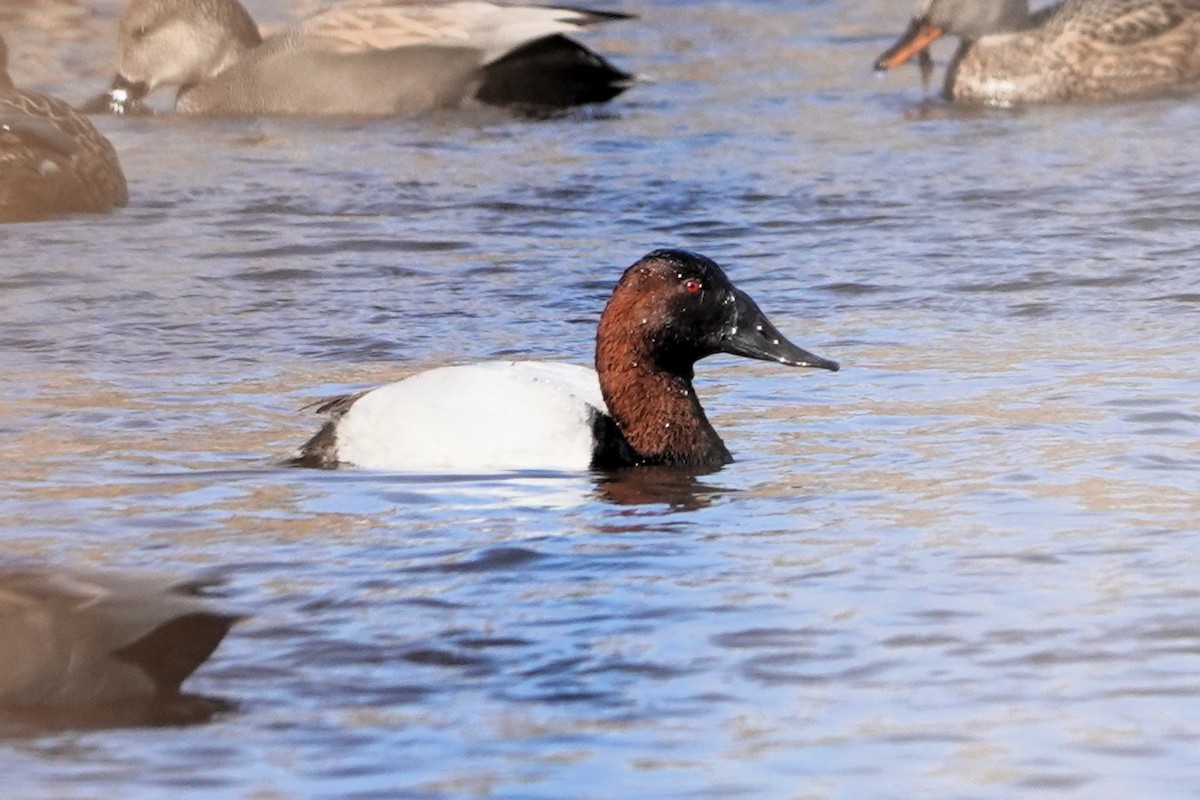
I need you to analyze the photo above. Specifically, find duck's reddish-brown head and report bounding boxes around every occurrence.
[596,249,839,376]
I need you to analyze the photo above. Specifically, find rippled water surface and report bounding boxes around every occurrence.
[3,0,1200,795]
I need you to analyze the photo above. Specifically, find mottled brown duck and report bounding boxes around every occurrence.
[875,0,1200,105]
[0,34,128,222]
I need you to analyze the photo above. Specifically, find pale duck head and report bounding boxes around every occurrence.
[109,0,262,103]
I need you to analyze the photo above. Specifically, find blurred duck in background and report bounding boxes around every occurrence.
[874,0,1200,105]
[0,567,237,717]
[0,33,127,222]
[90,0,634,116]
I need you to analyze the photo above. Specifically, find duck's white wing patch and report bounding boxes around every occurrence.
[297,1,613,60]
[333,361,607,472]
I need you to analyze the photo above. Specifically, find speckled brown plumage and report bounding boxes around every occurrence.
[879,0,1200,105]
[956,0,1200,103]
[0,34,128,222]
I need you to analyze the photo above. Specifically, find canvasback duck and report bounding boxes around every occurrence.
[874,0,1200,105]
[292,249,839,472]
[0,567,237,709]
[93,0,633,116]
[0,34,127,222]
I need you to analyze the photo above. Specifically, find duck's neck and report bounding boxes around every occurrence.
[596,338,732,468]
[204,0,263,78]
[962,0,1033,41]
[213,29,261,77]
[176,22,259,104]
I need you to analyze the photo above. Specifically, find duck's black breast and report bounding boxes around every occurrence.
[587,407,641,470]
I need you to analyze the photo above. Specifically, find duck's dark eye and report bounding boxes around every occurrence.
[132,25,149,40]
[684,278,702,293]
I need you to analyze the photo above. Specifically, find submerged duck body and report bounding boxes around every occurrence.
[875,0,1200,105]
[0,568,236,709]
[0,35,128,222]
[293,249,839,473]
[100,0,633,115]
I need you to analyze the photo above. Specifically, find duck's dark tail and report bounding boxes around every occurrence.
[286,419,341,469]
[476,34,634,110]
[114,611,239,696]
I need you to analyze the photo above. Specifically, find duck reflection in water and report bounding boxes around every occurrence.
[593,465,731,510]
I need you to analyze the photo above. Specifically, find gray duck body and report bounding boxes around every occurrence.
[107,0,633,116]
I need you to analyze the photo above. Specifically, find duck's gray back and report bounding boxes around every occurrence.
[176,31,485,114]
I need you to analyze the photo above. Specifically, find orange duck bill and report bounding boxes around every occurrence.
[874,18,946,71]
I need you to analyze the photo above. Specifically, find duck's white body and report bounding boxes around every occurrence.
[325,361,607,472]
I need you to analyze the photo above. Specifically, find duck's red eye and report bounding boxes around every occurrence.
[684,278,702,293]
